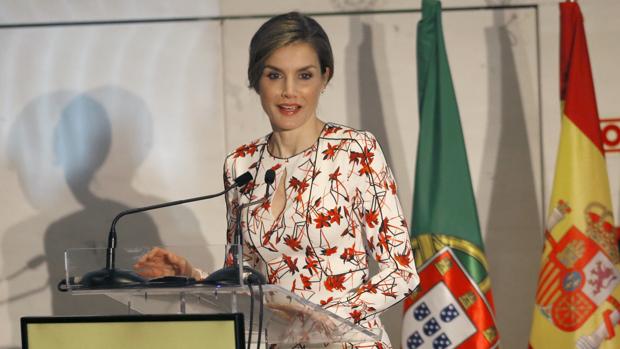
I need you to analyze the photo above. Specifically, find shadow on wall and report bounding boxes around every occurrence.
[344,15,412,346]
[358,22,394,160]
[1,87,205,346]
[2,91,76,347]
[481,12,542,347]
[45,92,164,315]
[346,16,412,202]
[85,87,206,248]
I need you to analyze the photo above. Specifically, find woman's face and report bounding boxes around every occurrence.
[258,42,329,133]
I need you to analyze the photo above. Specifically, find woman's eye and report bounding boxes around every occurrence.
[267,72,281,80]
[299,72,313,80]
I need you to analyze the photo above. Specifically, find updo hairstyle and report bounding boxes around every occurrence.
[247,12,334,92]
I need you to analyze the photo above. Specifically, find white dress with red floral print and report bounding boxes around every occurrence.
[223,123,419,349]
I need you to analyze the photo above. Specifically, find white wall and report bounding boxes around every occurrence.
[0,1,619,348]
[0,1,225,346]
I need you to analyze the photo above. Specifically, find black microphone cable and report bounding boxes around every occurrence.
[256,282,264,348]
[246,169,274,348]
[251,170,274,348]
[247,283,255,349]
[244,282,264,349]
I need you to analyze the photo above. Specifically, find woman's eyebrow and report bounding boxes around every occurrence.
[264,64,318,72]
[296,65,318,71]
[263,65,282,72]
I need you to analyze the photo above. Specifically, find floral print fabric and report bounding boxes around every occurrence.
[223,123,419,348]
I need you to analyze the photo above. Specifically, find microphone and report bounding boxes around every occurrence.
[78,171,253,288]
[202,169,276,285]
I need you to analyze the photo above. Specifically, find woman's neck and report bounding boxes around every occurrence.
[269,118,325,158]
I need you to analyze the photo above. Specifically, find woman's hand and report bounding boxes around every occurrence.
[133,247,199,279]
[267,303,338,338]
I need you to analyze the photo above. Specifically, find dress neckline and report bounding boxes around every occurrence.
[265,122,329,160]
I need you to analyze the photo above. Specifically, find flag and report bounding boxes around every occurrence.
[401,1,499,348]
[529,2,620,348]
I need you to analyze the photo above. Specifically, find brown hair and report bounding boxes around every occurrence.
[248,12,334,92]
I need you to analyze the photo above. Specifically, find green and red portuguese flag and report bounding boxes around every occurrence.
[401,1,499,348]
[529,2,620,348]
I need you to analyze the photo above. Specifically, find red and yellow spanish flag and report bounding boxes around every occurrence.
[529,2,620,348]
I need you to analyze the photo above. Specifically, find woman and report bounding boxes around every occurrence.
[136,12,419,348]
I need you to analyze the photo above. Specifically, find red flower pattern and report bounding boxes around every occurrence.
[329,167,341,181]
[283,235,302,251]
[303,256,319,275]
[322,246,338,256]
[300,274,312,290]
[224,123,418,348]
[394,252,412,268]
[324,274,346,292]
[327,207,341,225]
[322,142,339,160]
[365,210,379,228]
[350,309,363,324]
[314,213,331,229]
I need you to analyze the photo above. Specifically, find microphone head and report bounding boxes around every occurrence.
[234,171,253,187]
[264,169,276,185]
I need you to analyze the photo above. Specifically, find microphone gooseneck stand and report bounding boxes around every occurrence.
[69,169,271,347]
[202,169,275,286]
[78,171,254,288]
[202,169,275,349]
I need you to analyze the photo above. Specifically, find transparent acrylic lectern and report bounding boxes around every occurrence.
[64,244,382,347]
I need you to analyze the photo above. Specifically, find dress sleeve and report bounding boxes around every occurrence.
[323,131,420,324]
